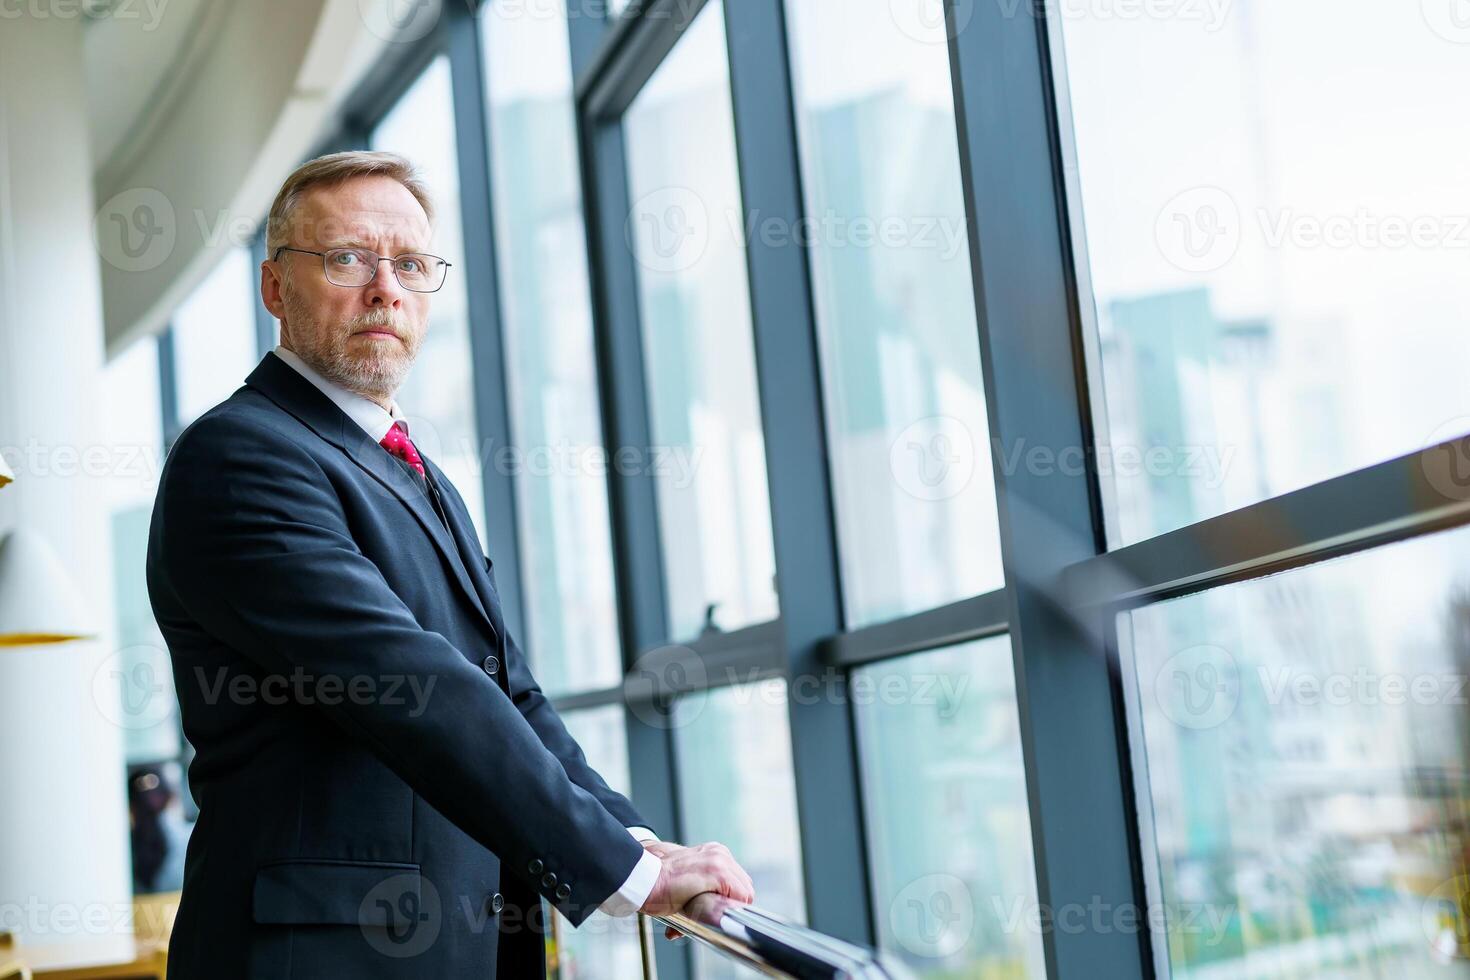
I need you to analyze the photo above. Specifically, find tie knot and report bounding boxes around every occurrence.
[380,421,425,477]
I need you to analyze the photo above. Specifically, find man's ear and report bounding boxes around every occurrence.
[260,260,286,321]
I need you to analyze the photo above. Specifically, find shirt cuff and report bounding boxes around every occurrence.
[626,826,659,844]
[598,846,661,918]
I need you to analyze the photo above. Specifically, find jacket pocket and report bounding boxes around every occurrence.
[251,858,420,927]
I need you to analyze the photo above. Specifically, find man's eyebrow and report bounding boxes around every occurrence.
[320,238,430,253]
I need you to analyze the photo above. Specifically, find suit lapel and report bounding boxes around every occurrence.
[422,456,507,645]
[242,352,497,635]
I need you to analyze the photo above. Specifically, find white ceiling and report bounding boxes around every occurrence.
[83,0,215,177]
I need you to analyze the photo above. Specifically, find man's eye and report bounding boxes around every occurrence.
[334,251,363,265]
[397,258,422,274]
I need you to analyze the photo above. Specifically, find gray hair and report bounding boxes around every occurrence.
[264,150,435,255]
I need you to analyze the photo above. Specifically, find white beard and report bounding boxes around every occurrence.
[282,291,422,404]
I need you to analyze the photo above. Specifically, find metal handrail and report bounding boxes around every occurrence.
[638,894,917,979]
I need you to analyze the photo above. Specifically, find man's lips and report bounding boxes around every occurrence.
[353,329,401,340]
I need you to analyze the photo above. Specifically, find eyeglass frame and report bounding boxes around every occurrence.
[272,246,454,293]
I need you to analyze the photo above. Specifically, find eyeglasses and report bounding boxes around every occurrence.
[273,246,452,293]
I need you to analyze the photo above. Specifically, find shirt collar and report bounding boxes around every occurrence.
[272,345,406,444]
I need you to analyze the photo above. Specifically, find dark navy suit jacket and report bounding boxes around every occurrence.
[146,351,648,979]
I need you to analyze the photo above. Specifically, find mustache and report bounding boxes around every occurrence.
[346,311,408,339]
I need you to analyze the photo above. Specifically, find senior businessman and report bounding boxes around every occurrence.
[146,151,754,979]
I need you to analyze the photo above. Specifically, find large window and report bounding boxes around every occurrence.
[784,0,1003,628]
[622,0,778,641]
[372,55,487,547]
[1125,525,1470,976]
[673,680,806,979]
[855,637,1044,977]
[172,246,259,426]
[1054,4,1470,545]
[481,0,623,697]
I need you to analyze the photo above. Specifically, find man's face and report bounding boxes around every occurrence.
[261,175,435,405]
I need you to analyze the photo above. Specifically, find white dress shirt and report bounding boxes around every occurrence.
[272,346,662,916]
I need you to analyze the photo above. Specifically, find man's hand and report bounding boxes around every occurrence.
[639,840,755,940]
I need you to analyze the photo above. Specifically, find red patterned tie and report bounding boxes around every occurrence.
[380,421,426,478]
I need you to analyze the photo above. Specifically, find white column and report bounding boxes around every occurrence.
[0,12,133,947]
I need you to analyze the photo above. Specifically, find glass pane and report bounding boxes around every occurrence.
[371,56,487,548]
[173,246,259,425]
[1055,6,1470,545]
[622,0,778,641]
[563,704,633,798]
[551,706,642,980]
[674,680,805,979]
[855,637,1044,977]
[102,336,179,765]
[100,334,164,512]
[784,0,1003,628]
[1127,525,1470,977]
[481,0,622,697]
[110,507,180,764]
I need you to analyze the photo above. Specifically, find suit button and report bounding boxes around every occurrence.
[486,892,505,916]
[482,655,500,676]
[555,883,571,901]
[541,872,558,890]
[528,859,544,876]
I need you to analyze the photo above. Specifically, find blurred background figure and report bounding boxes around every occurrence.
[127,763,188,895]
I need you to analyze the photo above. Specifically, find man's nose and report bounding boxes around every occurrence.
[363,258,405,307]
